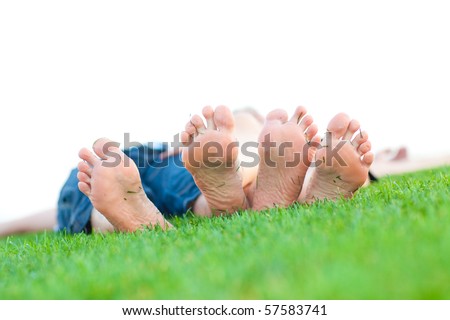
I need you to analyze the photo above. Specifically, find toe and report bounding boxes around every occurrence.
[213,105,235,132]
[362,151,374,167]
[180,131,192,146]
[92,138,121,160]
[358,141,372,156]
[77,171,91,184]
[79,148,100,167]
[202,106,216,130]
[77,161,92,176]
[327,113,351,139]
[351,130,369,148]
[184,120,197,136]
[299,114,314,131]
[307,135,321,162]
[305,123,318,141]
[289,106,307,124]
[343,119,360,141]
[190,114,207,134]
[266,109,289,123]
[78,182,91,197]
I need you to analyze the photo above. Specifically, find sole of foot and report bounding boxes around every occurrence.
[181,106,248,215]
[78,138,170,232]
[252,106,319,210]
[299,113,374,203]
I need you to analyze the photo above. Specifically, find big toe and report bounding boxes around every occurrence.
[266,109,289,123]
[92,137,122,160]
[213,105,235,132]
[327,113,351,139]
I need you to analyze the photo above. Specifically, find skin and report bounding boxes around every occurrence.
[77,138,172,232]
[298,113,374,203]
[0,106,378,236]
[180,106,248,215]
[251,107,319,210]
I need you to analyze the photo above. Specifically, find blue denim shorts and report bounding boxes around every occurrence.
[56,144,201,233]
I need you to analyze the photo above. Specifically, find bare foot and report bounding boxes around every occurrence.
[252,107,319,210]
[77,138,171,232]
[299,113,374,203]
[181,106,248,215]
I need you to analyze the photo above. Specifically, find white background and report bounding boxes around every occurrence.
[0,0,449,222]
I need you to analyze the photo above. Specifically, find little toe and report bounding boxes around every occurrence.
[308,135,321,162]
[362,151,374,167]
[289,106,307,124]
[343,119,360,141]
[213,105,235,132]
[309,135,321,149]
[180,131,192,146]
[190,114,207,135]
[202,106,216,130]
[184,120,197,136]
[327,113,351,139]
[78,182,91,197]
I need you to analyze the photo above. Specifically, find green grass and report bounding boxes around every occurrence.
[1,167,449,299]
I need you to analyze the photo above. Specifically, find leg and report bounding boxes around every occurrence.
[375,147,408,162]
[371,154,450,177]
[233,108,264,188]
[0,209,56,238]
[90,208,115,233]
[191,194,211,217]
[78,138,172,232]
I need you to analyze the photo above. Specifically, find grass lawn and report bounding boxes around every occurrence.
[1,167,449,299]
